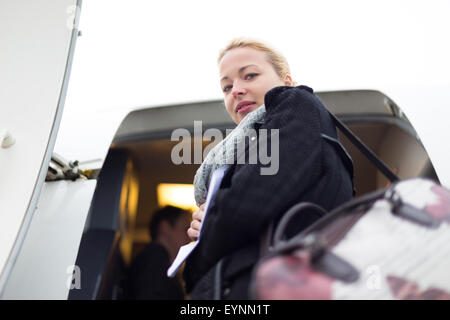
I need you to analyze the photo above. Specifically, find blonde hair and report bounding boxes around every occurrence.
[218,37,295,85]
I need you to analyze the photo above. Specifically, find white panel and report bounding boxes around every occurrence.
[0,0,79,288]
[2,179,96,300]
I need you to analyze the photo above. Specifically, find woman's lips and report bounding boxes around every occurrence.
[237,103,256,114]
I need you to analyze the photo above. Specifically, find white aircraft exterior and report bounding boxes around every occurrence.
[0,0,449,299]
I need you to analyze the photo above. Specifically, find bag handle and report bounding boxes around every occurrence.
[259,203,327,256]
[273,203,327,246]
[327,111,399,183]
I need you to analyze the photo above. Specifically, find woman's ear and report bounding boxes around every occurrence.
[284,74,293,86]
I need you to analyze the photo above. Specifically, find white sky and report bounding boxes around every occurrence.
[63,0,450,109]
[55,0,450,165]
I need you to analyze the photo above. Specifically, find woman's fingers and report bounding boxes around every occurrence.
[193,204,206,221]
[187,227,199,241]
[192,210,202,222]
[187,203,206,240]
[188,218,201,240]
[190,219,201,231]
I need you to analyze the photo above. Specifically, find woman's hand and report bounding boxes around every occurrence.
[187,203,205,241]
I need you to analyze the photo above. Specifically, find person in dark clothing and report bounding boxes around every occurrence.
[127,205,191,300]
[184,38,354,299]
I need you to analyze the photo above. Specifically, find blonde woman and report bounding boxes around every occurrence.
[184,38,354,299]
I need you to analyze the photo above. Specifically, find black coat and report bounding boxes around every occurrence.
[183,85,354,299]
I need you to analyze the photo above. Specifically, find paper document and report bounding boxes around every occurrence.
[167,165,229,277]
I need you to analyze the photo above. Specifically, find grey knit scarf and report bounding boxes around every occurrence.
[193,105,266,206]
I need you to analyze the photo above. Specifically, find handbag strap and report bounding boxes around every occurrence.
[327,111,399,183]
[259,203,327,256]
[273,203,327,245]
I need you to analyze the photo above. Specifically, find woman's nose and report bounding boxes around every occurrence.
[231,81,246,97]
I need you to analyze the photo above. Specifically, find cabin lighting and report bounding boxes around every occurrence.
[157,183,198,212]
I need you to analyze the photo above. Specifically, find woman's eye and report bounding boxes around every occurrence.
[223,85,232,93]
[245,73,258,80]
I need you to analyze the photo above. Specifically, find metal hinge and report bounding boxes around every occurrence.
[46,153,88,181]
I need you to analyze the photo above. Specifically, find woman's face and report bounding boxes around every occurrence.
[219,47,292,124]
